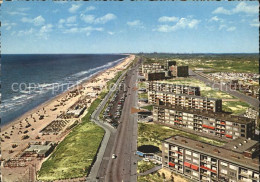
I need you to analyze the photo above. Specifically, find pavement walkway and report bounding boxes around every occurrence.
[138,165,162,176]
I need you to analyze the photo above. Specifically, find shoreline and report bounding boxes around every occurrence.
[1,56,128,131]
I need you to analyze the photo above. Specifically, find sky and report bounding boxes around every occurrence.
[2,1,259,54]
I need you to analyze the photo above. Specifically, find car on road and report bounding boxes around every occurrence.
[112,154,117,159]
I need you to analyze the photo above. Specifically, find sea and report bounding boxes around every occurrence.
[1,54,127,125]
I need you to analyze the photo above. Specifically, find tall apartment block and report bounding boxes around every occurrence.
[170,65,189,77]
[162,135,259,182]
[153,105,255,139]
[148,82,201,96]
[148,91,222,112]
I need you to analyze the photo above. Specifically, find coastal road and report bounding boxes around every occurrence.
[189,69,259,109]
[87,65,129,181]
[94,59,140,182]
[104,61,139,182]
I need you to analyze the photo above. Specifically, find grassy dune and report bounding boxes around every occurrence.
[38,98,105,181]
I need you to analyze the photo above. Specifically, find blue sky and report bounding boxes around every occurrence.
[2,1,259,54]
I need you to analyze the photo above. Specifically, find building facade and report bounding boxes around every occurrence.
[153,105,255,139]
[148,91,222,112]
[162,136,259,182]
[170,65,189,77]
[148,82,200,96]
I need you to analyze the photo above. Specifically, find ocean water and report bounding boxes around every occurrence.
[1,54,127,125]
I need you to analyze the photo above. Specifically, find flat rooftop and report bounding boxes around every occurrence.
[149,90,221,101]
[153,105,255,124]
[149,81,200,89]
[164,136,259,171]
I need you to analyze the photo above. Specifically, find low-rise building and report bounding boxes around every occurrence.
[153,105,255,139]
[162,136,259,182]
[142,63,165,74]
[148,91,222,112]
[148,82,200,96]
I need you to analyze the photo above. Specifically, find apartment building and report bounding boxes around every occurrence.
[146,72,166,81]
[148,91,222,112]
[141,63,165,74]
[148,82,200,96]
[153,105,255,139]
[170,65,189,77]
[162,135,259,182]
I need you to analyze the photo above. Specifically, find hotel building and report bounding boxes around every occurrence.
[162,135,259,182]
[153,105,255,139]
[148,82,200,96]
[148,91,222,112]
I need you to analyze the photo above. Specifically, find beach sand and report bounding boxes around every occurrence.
[1,55,135,182]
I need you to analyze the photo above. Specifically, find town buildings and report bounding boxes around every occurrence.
[153,105,255,139]
[170,65,189,77]
[162,135,259,182]
[141,60,189,80]
[148,91,222,112]
[148,82,200,96]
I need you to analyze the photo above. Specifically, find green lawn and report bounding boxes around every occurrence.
[222,101,250,115]
[139,92,148,99]
[38,97,105,181]
[141,105,153,111]
[138,172,165,182]
[138,123,225,150]
[139,82,147,88]
[137,160,156,174]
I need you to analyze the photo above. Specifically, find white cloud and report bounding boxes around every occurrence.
[80,13,116,24]
[219,24,227,30]
[209,16,224,22]
[59,19,65,24]
[33,16,45,26]
[233,2,258,14]
[213,2,258,15]
[67,16,77,23]
[108,31,115,35]
[2,21,17,30]
[250,19,259,27]
[8,11,28,16]
[155,18,200,32]
[212,7,232,15]
[17,28,34,36]
[250,23,260,27]
[158,16,179,22]
[21,16,45,26]
[40,24,53,33]
[37,24,53,39]
[95,13,116,24]
[63,26,103,36]
[85,6,96,12]
[127,20,144,28]
[69,4,81,13]
[219,24,236,32]
[226,26,236,31]
[80,14,95,23]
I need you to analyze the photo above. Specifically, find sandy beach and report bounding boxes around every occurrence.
[1,54,135,182]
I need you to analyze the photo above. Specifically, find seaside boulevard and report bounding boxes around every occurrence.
[1,55,135,182]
